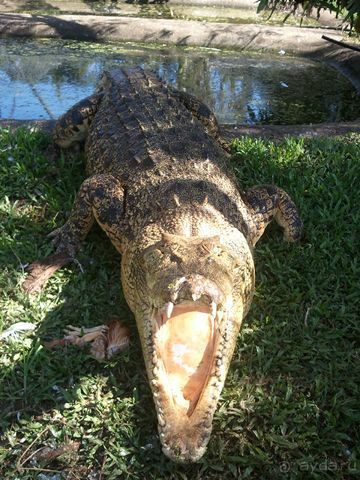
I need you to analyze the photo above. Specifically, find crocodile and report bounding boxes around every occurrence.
[25,67,303,463]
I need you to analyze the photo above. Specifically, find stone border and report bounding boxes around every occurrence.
[1,0,258,9]
[0,13,346,54]
[312,42,360,93]
[1,119,359,140]
[221,121,360,140]
[0,0,342,27]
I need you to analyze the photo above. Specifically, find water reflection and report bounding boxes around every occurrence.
[0,38,358,124]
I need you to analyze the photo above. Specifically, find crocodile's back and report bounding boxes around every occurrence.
[85,68,229,183]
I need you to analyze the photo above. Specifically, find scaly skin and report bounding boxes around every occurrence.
[35,67,302,463]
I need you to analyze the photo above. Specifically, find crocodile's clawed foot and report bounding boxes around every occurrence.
[22,252,73,294]
[47,225,81,258]
[22,224,84,294]
[44,319,130,361]
[47,227,62,240]
[43,142,60,165]
[217,135,232,154]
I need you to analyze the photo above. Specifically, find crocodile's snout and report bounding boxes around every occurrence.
[131,231,253,462]
[161,434,209,463]
[169,273,225,306]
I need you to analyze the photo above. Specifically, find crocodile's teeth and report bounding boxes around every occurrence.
[164,302,174,319]
[192,293,200,301]
[170,293,178,303]
[216,310,224,329]
[210,301,217,320]
[158,415,166,427]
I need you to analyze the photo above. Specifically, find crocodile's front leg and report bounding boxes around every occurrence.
[23,174,125,292]
[53,92,103,148]
[243,184,303,246]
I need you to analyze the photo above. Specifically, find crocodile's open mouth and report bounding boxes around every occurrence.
[146,298,230,462]
[153,302,216,417]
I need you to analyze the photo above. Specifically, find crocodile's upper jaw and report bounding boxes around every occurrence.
[142,299,243,463]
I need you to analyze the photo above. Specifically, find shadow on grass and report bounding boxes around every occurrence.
[1,226,164,475]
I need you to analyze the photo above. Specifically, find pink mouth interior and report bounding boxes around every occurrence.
[155,303,215,416]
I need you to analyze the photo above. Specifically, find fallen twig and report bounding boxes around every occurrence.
[322,35,360,53]
[16,427,49,471]
[33,441,80,465]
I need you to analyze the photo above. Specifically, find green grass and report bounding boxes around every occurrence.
[0,128,359,479]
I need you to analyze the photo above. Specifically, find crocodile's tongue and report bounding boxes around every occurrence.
[155,303,214,416]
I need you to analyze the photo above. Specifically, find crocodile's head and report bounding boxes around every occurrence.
[122,231,254,462]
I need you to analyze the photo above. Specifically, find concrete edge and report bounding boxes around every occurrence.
[0,13,346,55]
[307,44,360,94]
[2,119,360,140]
[1,0,259,10]
[0,0,343,27]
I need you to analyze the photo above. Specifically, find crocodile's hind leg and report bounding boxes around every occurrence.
[53,92,103,148]
[243,185,303,246]
[23,174,125,293]
[170,89,220,138]
[171,89,231,152]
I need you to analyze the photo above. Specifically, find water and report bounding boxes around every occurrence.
[0,38,359,125]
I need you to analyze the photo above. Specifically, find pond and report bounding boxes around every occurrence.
[0,38,359,125]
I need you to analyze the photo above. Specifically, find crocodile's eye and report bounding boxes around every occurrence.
[204,246,240,278]
[169,253,182,263]
[142,248,164,271]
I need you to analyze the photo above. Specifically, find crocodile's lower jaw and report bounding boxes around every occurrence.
[144,301,236,463]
